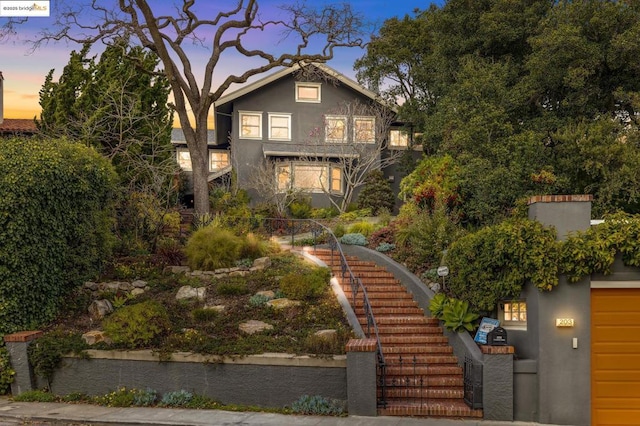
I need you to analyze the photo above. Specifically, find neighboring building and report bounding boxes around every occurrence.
[0,72,38,137]
[174,63,420,210]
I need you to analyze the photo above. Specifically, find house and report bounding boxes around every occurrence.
[173,63,420,211]
[0,72,38,137]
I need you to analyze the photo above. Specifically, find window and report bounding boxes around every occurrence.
[239,111,262,139]
[296,82,321,103]
[354,116,375,143]
[269,113,291,140]
[504,302,527,322]
[325,115,347,143]
[176,148,192,171]
[276,162,343,194]
[390,129,409,148]
[209,151,229,172]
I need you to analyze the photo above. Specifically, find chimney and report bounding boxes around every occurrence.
[0,71,3,124]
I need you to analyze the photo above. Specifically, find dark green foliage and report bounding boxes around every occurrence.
[103,301,171,348]
[291,394,345,415]
[216,277,250,296]
[280,267,330,300]
[160,390,193,407]
[28,330,88,382]
[375,243,396,253]
[13,390,57,402]
[446,218,559,312]
[0,345,15,394]
[357,170,395,214]
[133,388,158,406]
[0,137,117,333]
[289,197,313,219]
[185,226,243,270]
[347,221,375,237]
[429,293,451,319]
[192,308,220,322]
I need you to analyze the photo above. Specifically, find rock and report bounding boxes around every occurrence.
[252,257,271,270]
[104,282,121,292]
[191,270,204,277]
[256,290,275,300]
[204,304,226,313]
[131,288,145,297]
[229,267,240,273]
[84,281,99,291]
[267,298,301,309]
[229,270,249,277]
[88,299,113,320]
[428,282,441,293]
[82,330,112,345]
[131,280,147,288]
[176,285,206,301]
[170,266,191,274]
[314,329,338,340]
[215,268,230,274]
[239,320,274,334]
[118,282,133,291]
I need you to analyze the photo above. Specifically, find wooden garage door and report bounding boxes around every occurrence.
[592,288,640,425]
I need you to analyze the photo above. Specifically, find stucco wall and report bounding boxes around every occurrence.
[42,351,347,409]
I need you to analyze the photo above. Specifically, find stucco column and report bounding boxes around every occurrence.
[481,345,514,421]
[4,331,42,395]
[346,338,378,416]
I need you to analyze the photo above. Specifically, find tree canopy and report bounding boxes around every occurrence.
[357,0,640,224]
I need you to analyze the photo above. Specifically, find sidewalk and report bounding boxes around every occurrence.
[0,398,558,426]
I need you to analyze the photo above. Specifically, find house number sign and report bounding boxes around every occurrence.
[555,318,575,327]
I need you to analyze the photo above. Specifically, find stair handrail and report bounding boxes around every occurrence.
[261,217,386,370]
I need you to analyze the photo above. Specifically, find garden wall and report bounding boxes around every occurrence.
[40,350,347,409]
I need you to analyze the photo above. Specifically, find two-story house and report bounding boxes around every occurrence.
[174,63,419,210]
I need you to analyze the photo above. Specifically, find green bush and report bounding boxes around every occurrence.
[348,221,375,237]
[185,226,243,270]
[103,301,171,348]
[357,170,395,214]
[289,197,313,219]
[133,388,158,406]
[375,242,396,253]
[429,293,451,320]
[28,330,88,382]
[442,299,479,333]
[339,233,368,246]
[94,387,136,407]
[280,267,330,300]
[13,390,57,402]
[0,137,117,334]
[240,232,266,259]
[291,394,345,415]
[160,390,193,407]
[216,277,250,296]
[192,308,220,322]
[0,345,14,394]
[332,223,347,238]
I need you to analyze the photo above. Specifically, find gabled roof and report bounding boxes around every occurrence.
[214,63,383,108]
[0,119,38,135]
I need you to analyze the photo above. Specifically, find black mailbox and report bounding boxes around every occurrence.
[487,327,507,346]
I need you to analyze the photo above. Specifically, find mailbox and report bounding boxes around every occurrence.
[487,327,507,346]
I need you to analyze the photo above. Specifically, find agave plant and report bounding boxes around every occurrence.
[442,299,479,333]
[429,293,451,320]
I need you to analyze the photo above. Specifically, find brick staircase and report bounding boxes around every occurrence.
[311,248,482,419]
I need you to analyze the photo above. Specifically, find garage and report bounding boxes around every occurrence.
[591,287,640,425]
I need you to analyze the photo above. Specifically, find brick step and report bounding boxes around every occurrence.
[380,335,448,345]
[355,307,426,316]
[381,375,464,388]
[376,325,443,334]
[383,364,462,376]
[349,292,415,301]
[378,400,483,418]
[379,387,464,400]
[383,353,458,364]
[382,345,456,355]
[355,299,421,309]
[343,284,404,293]
[361,316,434,326]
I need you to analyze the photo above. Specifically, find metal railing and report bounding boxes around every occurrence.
[464,355,483,409]
[260,217,387,407]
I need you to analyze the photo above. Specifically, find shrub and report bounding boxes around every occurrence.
[155,237,185,265]
[332,223,347,238]
[375,242,396,253]
[160,390,193,407]
[0,345,15,394]
[185,226,243,270]
[348,221,375,237]
[0,137,117,334]
[368,225,396,249]
[291,394,345,415]
[338,208,373,222]
[442,299,479,333]
[357,170,395,215]
[249,293,271,307]
[429,293,451,319]
[240,232,266,259]
[28,330,88,382]
[94,387,136,407]
[339,233,367,246]
[103,301,171,348]
[311,207,339,219]
[216,277,250,296]
[289,197,313,219]
[133,388,158,406]
[280,267,330,300]
[13,390,57,402]
[192,308,220,322]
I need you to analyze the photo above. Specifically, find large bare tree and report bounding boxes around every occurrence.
[2,1,364,215]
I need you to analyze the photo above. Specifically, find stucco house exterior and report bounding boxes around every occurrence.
[172,63,420,211]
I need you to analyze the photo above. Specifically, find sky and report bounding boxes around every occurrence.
[0,1,443,122]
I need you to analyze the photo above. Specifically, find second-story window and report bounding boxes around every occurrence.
[239,111,262,139]
[325,115,347,143]
[295,82,321,103]
[354,116,375,143]
[269,113,291,140]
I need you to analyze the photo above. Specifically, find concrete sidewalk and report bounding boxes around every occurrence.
[0,398,559,426]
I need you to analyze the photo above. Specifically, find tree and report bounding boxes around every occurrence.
[299,100,403,213]
[247,159,305,217]
[38,39,180,253]
[8,1,365,216]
